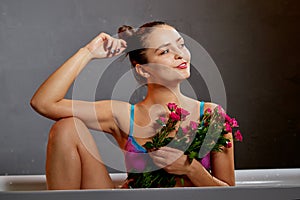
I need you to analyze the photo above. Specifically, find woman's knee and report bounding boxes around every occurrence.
[48,117,99,160]
[48,117,86,143]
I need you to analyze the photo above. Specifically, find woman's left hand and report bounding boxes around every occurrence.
[149,146,190,175]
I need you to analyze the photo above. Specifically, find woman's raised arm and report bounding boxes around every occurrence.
[30,32,127,133]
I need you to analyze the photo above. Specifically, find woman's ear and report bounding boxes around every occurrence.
[135,64,150,78]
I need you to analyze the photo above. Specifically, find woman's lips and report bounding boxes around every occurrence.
[176,62,188,69]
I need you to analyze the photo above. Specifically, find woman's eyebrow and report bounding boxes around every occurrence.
[154,37,183,53]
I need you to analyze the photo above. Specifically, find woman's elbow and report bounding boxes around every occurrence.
[30,99,70,121]
[30,99,51,117]
[30,98,39,111]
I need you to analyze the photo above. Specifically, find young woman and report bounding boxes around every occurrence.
[30,21,235,190]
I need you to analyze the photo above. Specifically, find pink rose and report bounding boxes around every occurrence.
[224,122,232,132]
[205,108,212,114]
[159,116,167,124]
[182,127,189,134]
[234,130,243,141]
[226,141,232,148]
[190,121,198,130]
[175,108,190,120]
[169,112,180,121]
[175,107,182,115]
[221,111,226,118]
[225,115,232,124]
[217,105,222,111]
[231,118,239,127]
[217,105,226,118]
[167,103,177,111]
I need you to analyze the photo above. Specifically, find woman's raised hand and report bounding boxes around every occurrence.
[84,32,127,59]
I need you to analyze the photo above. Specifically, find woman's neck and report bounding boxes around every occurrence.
[142,83,185,107]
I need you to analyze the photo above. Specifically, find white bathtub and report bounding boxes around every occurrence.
[0,169,300,200]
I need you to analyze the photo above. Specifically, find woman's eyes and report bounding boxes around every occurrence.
[179,43,185,48]
[159,43,185,55]
[160,49,169,55]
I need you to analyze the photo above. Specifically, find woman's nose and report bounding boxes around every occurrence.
[173,49,184,59]
[174,53,183,60]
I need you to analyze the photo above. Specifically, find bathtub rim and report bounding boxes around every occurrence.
[0,185,300,200]
[0,168,300,192]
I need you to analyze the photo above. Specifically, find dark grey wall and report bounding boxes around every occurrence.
[0,0,299,175]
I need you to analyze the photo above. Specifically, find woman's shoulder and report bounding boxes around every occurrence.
[204,102,219,110]
[202,102,227,116]
[108,100,131,118]
[188,97,219,111]
[184,97,221,114]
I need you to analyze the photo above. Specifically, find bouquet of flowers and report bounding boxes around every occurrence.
[126,103,243,188]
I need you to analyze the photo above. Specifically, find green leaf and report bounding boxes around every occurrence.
[189,151,198,159]
[156,119,165,126]
[176,127,184,138]
[143,141,154,149]
[180,177,185,186]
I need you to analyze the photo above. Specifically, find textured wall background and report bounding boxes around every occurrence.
[0,0,299,175]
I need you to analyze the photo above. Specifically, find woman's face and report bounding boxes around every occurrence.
[141,25,191,86]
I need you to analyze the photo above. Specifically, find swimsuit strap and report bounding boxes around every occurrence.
[129,104,135,137]
[127,104,147,153]
[200,101,205,119]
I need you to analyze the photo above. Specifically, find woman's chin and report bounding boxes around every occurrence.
[178,71,191,80]
[172,72,191,82]
[147,72,190,86]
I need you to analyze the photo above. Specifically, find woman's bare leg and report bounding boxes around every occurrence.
[46,117,114,190]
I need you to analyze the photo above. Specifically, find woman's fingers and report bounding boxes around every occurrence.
[118,39,127,54]
[150,148,189,175]
[105,38,127,57]
[159,146,182,153]
[85,32,128,59]
[150,153,167,167]
[150,147,184,167]
[104,37,113,52]
[108,39,120,56]
[120,39,127,48]
[99,33,115,52]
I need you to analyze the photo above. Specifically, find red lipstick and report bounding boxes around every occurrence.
[177,62,188,69]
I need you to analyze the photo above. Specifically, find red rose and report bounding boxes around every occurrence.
[234,130,243,141]
[231,118,239,127]
[175,107,190,120]
[167,103,177,111]
[169,112,180,121]
[226,141,232,148]
[224,122,232,132]
[190,121,198,130]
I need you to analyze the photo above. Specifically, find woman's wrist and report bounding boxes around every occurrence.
[185,158,198,177]
[79,46,94,61]
[182,156,193,176]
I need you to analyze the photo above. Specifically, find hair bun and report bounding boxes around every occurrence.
[118,25,135,41]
